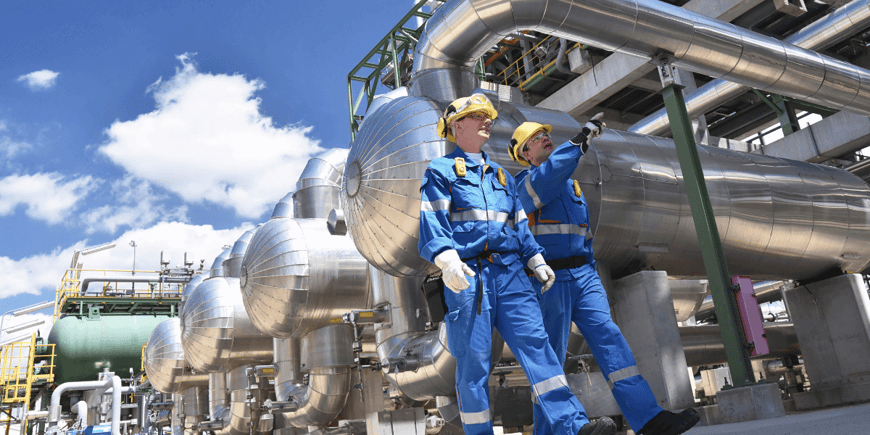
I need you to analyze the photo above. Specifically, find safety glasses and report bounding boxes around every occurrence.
[523,131,550,152]
[454,93,491,113]
[463,112,491,122]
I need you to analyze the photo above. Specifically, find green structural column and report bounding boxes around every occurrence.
[660,79,756,388]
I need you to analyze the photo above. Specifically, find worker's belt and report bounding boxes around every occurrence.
[547,255,588,271]
[524,255,588,276]
[461,250,506,263]
[461,250,506,315]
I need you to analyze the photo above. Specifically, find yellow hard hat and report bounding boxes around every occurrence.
[508,122,553,166]
[436,93,498,143]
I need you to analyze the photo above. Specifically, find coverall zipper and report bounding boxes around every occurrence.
[477,165,487,315]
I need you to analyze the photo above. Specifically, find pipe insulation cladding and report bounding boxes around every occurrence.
[413,0,870,116]
[343,94,870,281]
[144,318,209,394]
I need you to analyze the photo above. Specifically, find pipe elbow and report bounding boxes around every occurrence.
[276,366,352,428]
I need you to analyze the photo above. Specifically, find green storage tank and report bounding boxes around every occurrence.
[48,314,170,383]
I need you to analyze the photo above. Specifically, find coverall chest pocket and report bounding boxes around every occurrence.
[451,176,481,212]
[489,178,512,212]
[568,189,589,227]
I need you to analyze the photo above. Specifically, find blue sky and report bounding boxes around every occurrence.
[0,0,415,336]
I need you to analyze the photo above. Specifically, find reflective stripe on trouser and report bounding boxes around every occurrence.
[443,260,586,435]
[532,264,663,433]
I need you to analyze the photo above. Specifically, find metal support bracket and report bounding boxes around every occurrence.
[752,90,800,136]
[660,80,757,388]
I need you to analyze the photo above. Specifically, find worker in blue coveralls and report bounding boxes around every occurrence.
[508,118,701,435]
[418,93,616,435]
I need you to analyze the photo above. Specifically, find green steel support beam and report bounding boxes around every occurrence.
[390,35,402,90]
[660,79,756,388]
[752,90,799,136]
[788,99,838,118]
[348,78,357,141]
[772,94,799,136]
[347,0,446,141]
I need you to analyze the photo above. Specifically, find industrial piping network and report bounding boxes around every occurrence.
[121,0,870,433]
[630,0,870,136]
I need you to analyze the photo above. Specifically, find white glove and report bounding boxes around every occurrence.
[584,112,606,139]
[434,250,476,294]
[527,253,555,294]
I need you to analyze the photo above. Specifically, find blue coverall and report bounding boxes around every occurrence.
[515,142,664,434]
[419,147,588,435]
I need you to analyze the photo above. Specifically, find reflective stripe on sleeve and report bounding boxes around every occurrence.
[524,176,544,210]
[529,223,587,237]
[421,199,451,212]
[517,208,528,223]
[460,408,492,425]
[450,209,509,223]
[606,365,641,390]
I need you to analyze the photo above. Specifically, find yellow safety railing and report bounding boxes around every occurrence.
[139,343,150,383]
[54,268,175,320]
[0,333,55,406]
[495,35,582,90]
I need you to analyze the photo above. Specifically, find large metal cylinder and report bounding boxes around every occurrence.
[344,92,870,281]
[49,314,169,384]
[343,91,574,276]
[580,130,870,280]
[144,318,209,394]
[240,217,370,338]
[180,276,273,372]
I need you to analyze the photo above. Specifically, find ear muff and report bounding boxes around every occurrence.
[507,137,530,166]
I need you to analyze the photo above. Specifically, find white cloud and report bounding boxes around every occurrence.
[99,53,325,219]
[0,120,34,161]
[82,177,189,234]
[0,173,100,224]
[17,70,60,91]
[0,222,254,301]
[1,135,33,160]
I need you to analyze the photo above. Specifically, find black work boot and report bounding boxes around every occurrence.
[578,416,616,435]
[638,408,700,435]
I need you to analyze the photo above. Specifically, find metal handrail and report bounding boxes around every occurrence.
[54,268,181,320]
[0,334,55,405]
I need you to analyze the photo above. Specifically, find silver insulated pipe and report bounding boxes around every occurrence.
[144,318,209,394]
[241,153,370,338]
[210,247,231,278]
[578,129,870,280]
[293,148,348,219]
[413,0,870,115]
[204,372,234,435]
[223,229,256,279]
[181,251,273,372]
[344,90,870,281]
[631,0,870,136]
[225,365,270,435]
[272,324,355,428]
[181,386,209,435]
[369,266,455,400]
